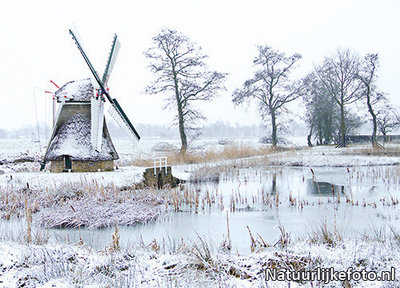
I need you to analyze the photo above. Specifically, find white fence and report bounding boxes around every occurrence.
[153,155,167,175]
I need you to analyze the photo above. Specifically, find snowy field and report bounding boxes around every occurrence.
[267,144,400,167]
[0,136,267,169]
[1,137,400,287]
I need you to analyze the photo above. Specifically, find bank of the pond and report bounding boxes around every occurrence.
[0,232,399,287]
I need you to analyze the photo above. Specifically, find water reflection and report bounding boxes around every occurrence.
[271,172,277,193]
[306,180,344,196]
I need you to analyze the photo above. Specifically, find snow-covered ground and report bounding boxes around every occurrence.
[0,165,145,191]
[0,235,398,287]
[2,137,399,173]
[0,136,267,188]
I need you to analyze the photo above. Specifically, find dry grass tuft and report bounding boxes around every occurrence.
[38,187,163,229]
[119,143,283,167]
[181,144,270,164]
[309,221,342,247]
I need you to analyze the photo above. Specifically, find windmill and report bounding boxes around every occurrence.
[42,29,140,172]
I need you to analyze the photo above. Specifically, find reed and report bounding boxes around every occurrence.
[247,225,269,252]
[112,225,120,251]
[24,195,32,243]
[226,211,231,251]
[275,223,290,248]
[309,220,342,247]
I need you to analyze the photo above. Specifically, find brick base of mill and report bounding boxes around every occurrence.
[49,160,114,173]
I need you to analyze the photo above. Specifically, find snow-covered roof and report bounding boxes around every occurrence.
[44,104,118,161]
[55,78,96,102]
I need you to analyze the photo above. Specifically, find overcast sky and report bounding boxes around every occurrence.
[1,0,399,131]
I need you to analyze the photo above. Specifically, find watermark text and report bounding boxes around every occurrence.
[265,267,396,284]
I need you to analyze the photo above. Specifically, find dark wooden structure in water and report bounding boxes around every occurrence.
[143,166,181,188]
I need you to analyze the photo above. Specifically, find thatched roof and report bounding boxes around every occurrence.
[44,103,118,161]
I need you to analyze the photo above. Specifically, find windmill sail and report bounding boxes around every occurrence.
[69,28,140,145]
[69,29,107,150]
[91,96,104,151]
[90,35,120,151]
[108,99,140,142]
[69,30,103,89]
[102,34,120,85]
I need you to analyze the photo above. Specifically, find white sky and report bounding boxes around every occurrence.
[1,0,399,130]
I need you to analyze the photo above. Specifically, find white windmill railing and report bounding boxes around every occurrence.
[153,154,168,176]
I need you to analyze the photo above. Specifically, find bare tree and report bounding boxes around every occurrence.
[303,72,339,146]
[145,29,226,159]
[315,49,363,147]
[232,45,303,146]
[357,53,384,148]
[376,102,400,144]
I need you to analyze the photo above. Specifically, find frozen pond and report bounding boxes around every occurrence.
[3,166,400,254]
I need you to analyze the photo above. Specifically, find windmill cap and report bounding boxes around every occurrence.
[55,78,96,103]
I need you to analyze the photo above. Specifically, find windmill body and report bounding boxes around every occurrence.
[43,79,119,172]
[42,30,140,173]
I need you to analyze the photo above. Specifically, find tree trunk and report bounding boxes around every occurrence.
[171,62,187,160]
[307,124,313,147]
[271,110,277,147]
[318,129,323,145]
[340,102,346,147]
[366,88,377,148]
[178,106,187,160]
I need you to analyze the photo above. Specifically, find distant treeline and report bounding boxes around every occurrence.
[0,125,51,140]
[110,121,266,138]
[0,121,271,140]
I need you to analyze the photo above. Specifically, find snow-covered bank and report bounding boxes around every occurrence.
[0,166,145,191]
[267,145,400,167]
[0,234,398,287]
[268,152,400,167]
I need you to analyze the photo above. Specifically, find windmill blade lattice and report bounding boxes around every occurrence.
[108,100,140,143]
[102,34,121,85]
[91,96,105,151]
[69,29,105,98]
